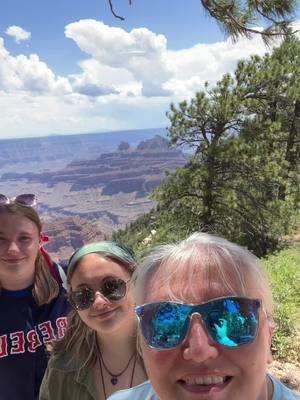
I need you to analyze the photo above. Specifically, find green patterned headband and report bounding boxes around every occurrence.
[67,241,137,286]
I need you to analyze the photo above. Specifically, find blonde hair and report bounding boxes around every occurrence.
[52,252,137,369]
[0,204,59,305]
[134,232,273,317]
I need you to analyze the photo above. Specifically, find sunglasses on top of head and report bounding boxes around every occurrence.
[70,277,129,310]
[0,194,37,208]
[135,296,261,350]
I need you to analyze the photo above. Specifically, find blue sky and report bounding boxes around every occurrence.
[0,0,299,139]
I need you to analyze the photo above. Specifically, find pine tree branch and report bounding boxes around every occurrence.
[108,0,132,21]
[200,0,297,43]
[106,1,298,44]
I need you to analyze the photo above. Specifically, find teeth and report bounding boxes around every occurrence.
[185,376,225,385]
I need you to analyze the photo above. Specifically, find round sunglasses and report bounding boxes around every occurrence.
[0,194,37,207]
[70,277,129,310]
[135,296,261,350]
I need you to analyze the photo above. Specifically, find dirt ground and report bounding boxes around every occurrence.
[268,360,300,394]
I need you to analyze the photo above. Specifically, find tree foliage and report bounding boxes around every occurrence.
[153,38,300,256]
[107,0,299,43]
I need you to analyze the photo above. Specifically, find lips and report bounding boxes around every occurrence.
[179,374,232,394]
[91,308,117,319]
[2,258,26,263]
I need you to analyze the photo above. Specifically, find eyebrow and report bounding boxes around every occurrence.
[0,231,34,235]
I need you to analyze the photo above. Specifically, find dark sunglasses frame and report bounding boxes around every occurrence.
[135,296,261,350]
[69,277,129,310]
[0,194,37,207]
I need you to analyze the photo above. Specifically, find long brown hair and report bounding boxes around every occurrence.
[0,204,59,305]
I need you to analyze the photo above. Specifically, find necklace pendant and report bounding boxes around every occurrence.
[111,377,118,385]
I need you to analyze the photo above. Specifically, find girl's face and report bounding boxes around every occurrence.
[70,253,136,336]
[0,213,40,289]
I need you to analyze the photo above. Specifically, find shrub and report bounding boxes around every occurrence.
[262,244,300,362]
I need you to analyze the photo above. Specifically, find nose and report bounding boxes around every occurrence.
[7,241,20,253]
[92,291,110,309]
[182,316,219,362]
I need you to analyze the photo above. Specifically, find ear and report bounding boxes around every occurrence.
[268,319,274,343]
[267,320,274,364]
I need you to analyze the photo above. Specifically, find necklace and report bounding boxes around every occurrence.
[100,351,136,385]
[96,340,137,399]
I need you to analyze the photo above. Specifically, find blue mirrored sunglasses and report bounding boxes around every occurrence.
[135,297,261,350]
[0,194,37,207]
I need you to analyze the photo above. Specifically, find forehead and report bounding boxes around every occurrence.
[70,253,130,286]
[143,259,257,304]
[0,213,38,234]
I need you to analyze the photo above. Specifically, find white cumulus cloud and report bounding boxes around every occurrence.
[0,38,71,94]
[0,19,297,138]
[164,35,268,97]
[6,25,31,43]
[65,20,172,97]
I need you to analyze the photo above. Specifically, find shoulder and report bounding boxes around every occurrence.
[46,351,80,374]
[53,262,68,291]
[107,381,158,400]
[270,375,300,400]
[45,286,71,317]
[39,354,84,400]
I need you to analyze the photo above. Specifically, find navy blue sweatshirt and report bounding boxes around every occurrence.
[0,276,71,400]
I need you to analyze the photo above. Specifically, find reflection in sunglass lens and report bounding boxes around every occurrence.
[15,194,37,207]
[136,302,190,349]
[71,287,94,310]
[151,303,189,349]
[0,194,9,205]
[202,298,259,347]
[102,277,127,300]
[136,297,260,350]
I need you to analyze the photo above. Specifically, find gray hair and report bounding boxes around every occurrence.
[134,232,273,316]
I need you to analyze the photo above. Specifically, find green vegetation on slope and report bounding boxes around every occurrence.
[263,243,300,362]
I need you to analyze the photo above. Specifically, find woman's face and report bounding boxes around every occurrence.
[0,213,40,289]
[70,253,135,335]
[140,266,273,400]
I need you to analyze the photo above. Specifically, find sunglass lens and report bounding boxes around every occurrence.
[15,194,36,207]
[0,194,9,205]
[203,298,260,347]
[71,287,94,310]
[101,278,126,301]
[137,302,190,349]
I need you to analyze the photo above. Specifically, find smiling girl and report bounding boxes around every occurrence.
[40,241,147,400]
[0,194,70,400]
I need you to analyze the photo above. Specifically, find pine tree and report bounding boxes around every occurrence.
[153,38,300,256]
